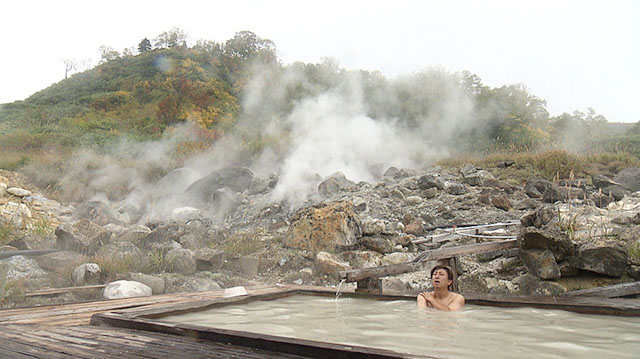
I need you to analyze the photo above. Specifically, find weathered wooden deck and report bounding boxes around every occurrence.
[0,285,315,359]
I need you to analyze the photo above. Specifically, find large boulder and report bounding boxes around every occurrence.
[318,172,355,197]
[184,167,254,206]
[151,167,201,199]
[519,249,561,280]
[417,174,444,190]
[285,201,362,252]
[571,240,628,277]
[72,201,121,226]
[36,251,88,272]
[103,280,152,299]
[613,167,640,192]
[525,178,554,199]
[166,248,197,275]
[194,248,225,271]
[315,251,351,279]
[517,273,567,296]
[55,219,111,254]
[360,236,393,254]
[6,187,31,197]
[518,227,575,262]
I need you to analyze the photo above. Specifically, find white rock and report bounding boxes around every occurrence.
[103,280,152,299]
[0,183,7,197]
[170,207,201,221]
[382,252,411,265]
[362,218,385,235]
[405,196,423,205]
[7,187,31,197]
[72,263,101,285]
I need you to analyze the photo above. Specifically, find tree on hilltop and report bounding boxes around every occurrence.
[154,27,188,49]
[138,38,152,53]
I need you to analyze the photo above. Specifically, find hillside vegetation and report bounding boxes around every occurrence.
[0,29,639,200]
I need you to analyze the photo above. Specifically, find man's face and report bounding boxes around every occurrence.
[431,269,451,289]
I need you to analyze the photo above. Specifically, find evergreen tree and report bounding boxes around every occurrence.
[138,38,152,53]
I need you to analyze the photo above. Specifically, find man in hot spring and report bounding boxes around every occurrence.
[417,265,465,311]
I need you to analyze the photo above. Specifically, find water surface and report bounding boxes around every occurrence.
[160,295,640,358]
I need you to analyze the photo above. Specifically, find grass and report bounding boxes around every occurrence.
[145,248,175,273]
[223,232,264,257]
[437,148,639,183]
[0,222,17,246]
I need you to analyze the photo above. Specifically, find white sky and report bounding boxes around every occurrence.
[2,0,639,123]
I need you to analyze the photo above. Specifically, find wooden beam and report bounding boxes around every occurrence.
[25,285,107,298]
[0,250,60,260]
[561,281,640,298]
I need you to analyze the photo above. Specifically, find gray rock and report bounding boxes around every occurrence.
[36,251,88,272]
[571,240,628,277]
[166,248,197,275]
[229,256,260,276]
[128,273,165,294]
[405,195,422,205]
[184,167,254,206]
[543,186,585,203]
[417,174,444,190]
[318,172,355,197]
[517,227,575,261]
[6,187,31,197]
[55,219,111,254]
[182,277,222,292]
[72,263,102,285]
[362,218,386,236]
[1,255,47,280]
[421,187,438,199]
[525,178,554,199]
[103,280,152,299]
[315,252,351,279]
[628,265,640,280]
[141,223,184,251]
[72,201,121,226]
[591,174,618,189]
[360,236,393,254]
[381,252,410,265]
[381,277,408,293]
[0,183,7,197]
[520,206,556,228]
[95,241,140,261]
[600,185,627,201]
[152,167,201,199]
[590,192,614,208]
[194,248,225,271]
[390,189,405,200]
[519,249,561,280]
[446,183,467,195]
[513,198,538,210]
[491,195,512,211]
[613,167,640,192]
[516,273,567,296]
[340,250,382,268]
[383,167,401,177]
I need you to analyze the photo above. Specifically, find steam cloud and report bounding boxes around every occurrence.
[52,63,477,220]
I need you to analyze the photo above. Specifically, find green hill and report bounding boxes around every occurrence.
[0,29,638,196]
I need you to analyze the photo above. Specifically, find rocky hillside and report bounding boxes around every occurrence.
[1,161,640,307]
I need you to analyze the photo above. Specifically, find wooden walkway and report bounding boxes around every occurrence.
[0,285,316,359]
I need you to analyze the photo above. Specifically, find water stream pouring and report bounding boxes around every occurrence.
[335,279,346,300]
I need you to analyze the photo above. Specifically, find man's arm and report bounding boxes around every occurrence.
[416,292,429,308]
[422,293,465,311]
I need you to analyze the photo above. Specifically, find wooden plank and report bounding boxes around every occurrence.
[561,281,640,298]
[25,285,107,297]
[0,249,60,259]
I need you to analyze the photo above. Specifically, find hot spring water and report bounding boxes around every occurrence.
[159,295,640,358]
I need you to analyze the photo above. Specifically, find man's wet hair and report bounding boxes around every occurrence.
[430,265,454,290]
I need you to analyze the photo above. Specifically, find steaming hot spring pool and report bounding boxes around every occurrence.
[156,294,640,358]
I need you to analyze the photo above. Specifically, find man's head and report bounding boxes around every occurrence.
[430,265,453,290]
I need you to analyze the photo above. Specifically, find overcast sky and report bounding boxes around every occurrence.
[2,0,638,123]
